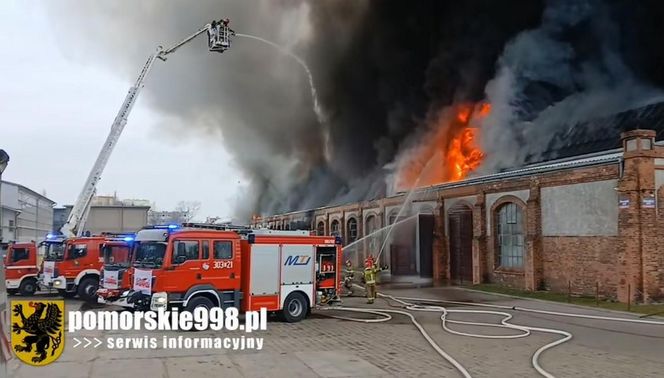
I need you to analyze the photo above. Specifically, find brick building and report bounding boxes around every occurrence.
[253,104,664,303]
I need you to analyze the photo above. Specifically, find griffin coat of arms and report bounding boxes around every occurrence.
[11,300,64,366]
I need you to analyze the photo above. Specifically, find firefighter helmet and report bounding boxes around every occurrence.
[364,255,375,269]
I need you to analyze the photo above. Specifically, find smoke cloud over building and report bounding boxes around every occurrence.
[44,0,664,219]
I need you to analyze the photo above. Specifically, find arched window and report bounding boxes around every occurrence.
[346,218,358,242]
[365,214,378,255]
[496,203,524,269]
[365,215,376,235]
[316,221,325,236]
[284,223,290,230]
[331,219,340,236]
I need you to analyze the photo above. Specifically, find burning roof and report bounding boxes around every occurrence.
[394,103,490,192]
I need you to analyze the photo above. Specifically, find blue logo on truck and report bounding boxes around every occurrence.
[284,255,311,266]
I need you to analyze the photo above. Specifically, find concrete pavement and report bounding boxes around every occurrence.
[6,286,664,377]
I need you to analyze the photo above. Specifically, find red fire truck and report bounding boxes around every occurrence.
[99,225,342,323]
[4,242,39,296]
[39,235,132,302]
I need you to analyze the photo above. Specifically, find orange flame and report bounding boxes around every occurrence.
[395,103,489,190]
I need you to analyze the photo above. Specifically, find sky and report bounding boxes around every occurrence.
[0,1,246,220]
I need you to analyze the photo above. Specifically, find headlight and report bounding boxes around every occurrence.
[150,292,168,311]
[53,279,64,288]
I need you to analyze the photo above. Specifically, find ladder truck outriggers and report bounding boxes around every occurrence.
[35,20,235,299]
[98,224,343,323]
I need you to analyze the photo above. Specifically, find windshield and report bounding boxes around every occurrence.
[102,245,131,267]
[43,242,65,261]
[133,242,166,268]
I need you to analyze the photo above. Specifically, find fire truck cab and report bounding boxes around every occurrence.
[104,225,342,323]
[40,235,132,302]
[4,242,39,296]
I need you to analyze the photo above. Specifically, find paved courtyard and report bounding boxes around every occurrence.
[7,286,664,378]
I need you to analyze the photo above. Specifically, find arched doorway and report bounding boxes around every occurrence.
[448,203,473,283]
[387,209,416,276]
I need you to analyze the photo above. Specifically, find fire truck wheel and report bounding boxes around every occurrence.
[185,296,215,313]
[281,292,308,323]
[78,277,99,303]
[184,297,215,332]
[18,278,37,296]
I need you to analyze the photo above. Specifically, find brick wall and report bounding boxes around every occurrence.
[542,237,620,297]
[253,129,664,303]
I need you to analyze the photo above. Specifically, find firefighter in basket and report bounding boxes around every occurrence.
[343,260,355,296]
[363,255,387,304]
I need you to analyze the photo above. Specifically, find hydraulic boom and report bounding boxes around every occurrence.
[61,20,234,237]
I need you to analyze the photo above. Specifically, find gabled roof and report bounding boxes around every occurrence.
[0,180,56,204]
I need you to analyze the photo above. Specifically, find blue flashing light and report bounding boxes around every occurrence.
[148,224,180,231]
[123,236,135,242]
[46,233,55,239]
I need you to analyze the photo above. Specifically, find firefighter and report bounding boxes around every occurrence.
[343,260,355,296]
[363,255,386,304]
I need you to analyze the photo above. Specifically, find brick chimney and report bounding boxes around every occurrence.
[617,129,663,303]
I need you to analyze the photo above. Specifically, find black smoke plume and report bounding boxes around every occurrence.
[44,0,664,219]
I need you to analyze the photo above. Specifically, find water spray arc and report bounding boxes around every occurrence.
[341,213,419,254]
[374,150,444,262]
[235,33,331,160]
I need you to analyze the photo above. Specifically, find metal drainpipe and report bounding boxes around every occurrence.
[13,212,18,242]
[35,197,39,241]
[619,157,625,178]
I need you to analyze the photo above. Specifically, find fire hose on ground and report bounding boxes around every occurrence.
[318,285,664,378]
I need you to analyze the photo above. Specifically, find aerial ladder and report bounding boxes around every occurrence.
[61,19,235,237]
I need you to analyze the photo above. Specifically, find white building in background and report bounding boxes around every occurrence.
[0,201,19,243]
[53,195,151,235]
[1,181,55,243]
